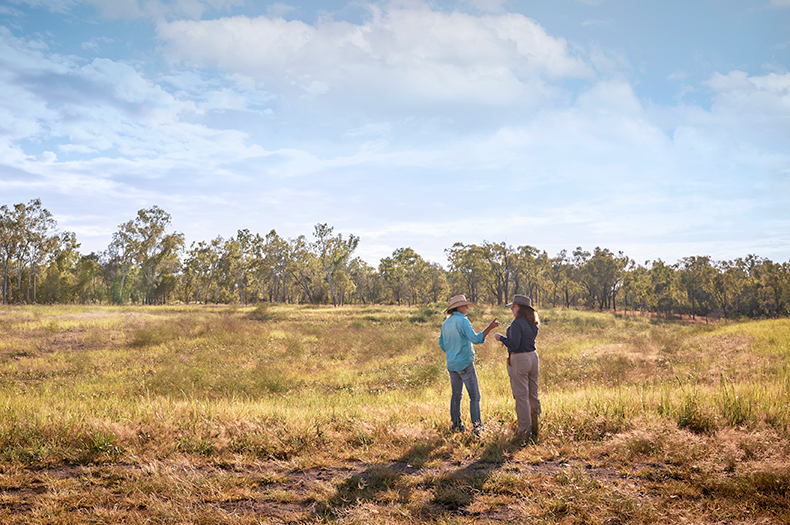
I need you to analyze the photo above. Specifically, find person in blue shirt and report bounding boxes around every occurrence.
[439,294,500,434]
[494,294,541,441]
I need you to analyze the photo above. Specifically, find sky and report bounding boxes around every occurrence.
[1,0,789,267]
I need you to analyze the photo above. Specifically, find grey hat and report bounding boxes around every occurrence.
[506,294,535,310]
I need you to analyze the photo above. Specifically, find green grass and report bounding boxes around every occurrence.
[0,304,788,523]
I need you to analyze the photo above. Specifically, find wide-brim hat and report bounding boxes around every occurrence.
[446,294,475,313]
[506,294,535,310]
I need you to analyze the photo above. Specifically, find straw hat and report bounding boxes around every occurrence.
[446,294,475,313]
[506,294,535,311]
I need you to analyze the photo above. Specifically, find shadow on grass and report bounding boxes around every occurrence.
[314,431,528,519]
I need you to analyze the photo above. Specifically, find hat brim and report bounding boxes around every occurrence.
[506,302,535,310]
[446,301,475,313]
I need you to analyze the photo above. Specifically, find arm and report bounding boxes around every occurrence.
[482,317,500,339]
[463,316,500,343]
[496,319,523,351]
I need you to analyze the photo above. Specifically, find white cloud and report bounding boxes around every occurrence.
[301,80,329,98]
[3,3,789,264]
[667,70,686,81]
[9,0,78,14]
[0,5,24,16]
[198,87,256,111]
[575,79,643,115]
[460,0,508,13]
[266,2,295,19]
[344,122,392,138]
[588,44,629,74]
[155,3,593,109]
[704,71,790,148]
[83,0,243,20]
[80,36,115,52]
[0,25,273,198]
[0,26,74,73]
[80,58,176,106]
[581,19,611,26]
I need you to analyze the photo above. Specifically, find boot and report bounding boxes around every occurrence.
[531,414,540,441]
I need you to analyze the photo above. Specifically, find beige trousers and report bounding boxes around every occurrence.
[507,351,541,435]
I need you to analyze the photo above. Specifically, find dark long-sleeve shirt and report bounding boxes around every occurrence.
[499,316,538,353]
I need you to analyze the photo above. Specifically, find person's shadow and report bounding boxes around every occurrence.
[314,430,526,518]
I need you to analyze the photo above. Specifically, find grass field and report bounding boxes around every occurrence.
[0,303,788,524]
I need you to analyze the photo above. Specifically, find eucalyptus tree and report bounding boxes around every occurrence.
[547,250,568,307]
[108,207,184,304]
[26,208,58,303]
[11,202,32,302]
[348,257,383,304]
[571,247,591,307]
[182,241,208,304]
[677,256,716,318]
[735,254,773,317]
[215,237,240,304]
[580,247,630,310]
[108,219,137,304]
[514,245,547,305]
[712,260,735,318]
[760,259,790,316]
[481,241,514,305]
[0,204,17,304]
[74,252,104,303]
[311,223,360,306]
[289,235,318,303]
[40,232,81,303]
[15,199,57,303]
[649,259,677,318]
[445,243,486,303]
[222,230,258,305]
[134,206,184,304]
[426,262,449,303]
[183,236,223,304]
[379,247,429,305]
[621,263,650,314]
[260,229,291,303]
[0,199,57,304]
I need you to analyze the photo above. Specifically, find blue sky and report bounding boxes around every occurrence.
[1,0,789,266]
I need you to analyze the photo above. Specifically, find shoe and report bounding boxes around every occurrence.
[513,431,532,446]
[472,424,485,437]
[452,423,466,432]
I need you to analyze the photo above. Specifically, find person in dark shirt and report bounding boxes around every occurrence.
[494,294,541,441]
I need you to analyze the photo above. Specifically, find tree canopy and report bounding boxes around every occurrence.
[1,199,789,319]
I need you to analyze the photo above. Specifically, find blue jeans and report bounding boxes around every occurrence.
[449,363,481,428]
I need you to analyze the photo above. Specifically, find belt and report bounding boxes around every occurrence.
[508,349,535,354]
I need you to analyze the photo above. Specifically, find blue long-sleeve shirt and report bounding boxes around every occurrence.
[499,316,538,353]
[439,311,485,372]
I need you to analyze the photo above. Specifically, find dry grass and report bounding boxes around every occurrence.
[0,303,788,524]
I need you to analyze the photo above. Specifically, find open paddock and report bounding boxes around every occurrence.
[1,304,788,524]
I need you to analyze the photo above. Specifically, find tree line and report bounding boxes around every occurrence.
[2,200,789,319]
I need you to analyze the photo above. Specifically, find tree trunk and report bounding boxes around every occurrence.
[16,255,25,303]
[119,269,127,304]
[2,257,8,305]
[327,271,336,306]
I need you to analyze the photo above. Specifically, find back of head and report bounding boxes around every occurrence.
[516,305,539,327]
